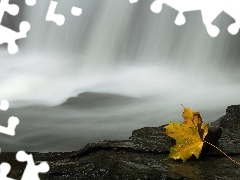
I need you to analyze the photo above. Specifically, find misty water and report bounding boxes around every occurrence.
[0,0,240,152]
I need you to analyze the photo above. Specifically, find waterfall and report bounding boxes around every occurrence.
[0,0,239,108]
[1,0,240,152]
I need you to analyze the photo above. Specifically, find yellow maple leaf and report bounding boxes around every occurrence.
[181,104,202,125]
[181,104,203,133]
[181,104,194,124]
[165,105,240,165]
[164,106,209,162]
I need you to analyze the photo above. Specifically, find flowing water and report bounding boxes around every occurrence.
[0,0,240,152]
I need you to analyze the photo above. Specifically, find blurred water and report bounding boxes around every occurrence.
[0,0,240,151]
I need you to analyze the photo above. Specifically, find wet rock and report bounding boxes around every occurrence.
[220,105,240,129]
[56,92,138,109]
[210,115,224,126]
[211,128,240,155]
[203,126,222,149]
[2,149,240,179]
[71,126,171,159]
[2,105,240,179]
[205,104,240,155]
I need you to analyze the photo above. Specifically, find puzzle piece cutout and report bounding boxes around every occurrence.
[0,163,16,180]
[0,116,19,136]
[129,0,138,3]
[46,1,65,26]
[131,0,240,37]
[0,100,19,179]
[25,0,37,6]
[46,0,82,26]
[0,100,9,111]
[0,100,19,136]
[0,0,34,54]
[71,6,82,16]
[0,100,49,179]
[0,0,19,22]
[16,151,49,180]
[0,151,49,180]
[0,21,30,54]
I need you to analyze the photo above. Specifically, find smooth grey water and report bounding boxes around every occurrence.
[0,0,239,152]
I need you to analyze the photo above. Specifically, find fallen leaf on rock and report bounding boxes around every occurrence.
[164,120,208,162]
[164,105,240,165]
[164,105,209,162]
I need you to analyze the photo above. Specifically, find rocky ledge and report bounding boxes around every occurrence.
[2,105,240,179]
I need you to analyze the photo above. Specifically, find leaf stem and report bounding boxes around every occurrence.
[203,140,240,166]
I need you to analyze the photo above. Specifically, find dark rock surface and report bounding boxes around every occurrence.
[56,92,138,109]
[220,105,240,129]
[2,105,240,179]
